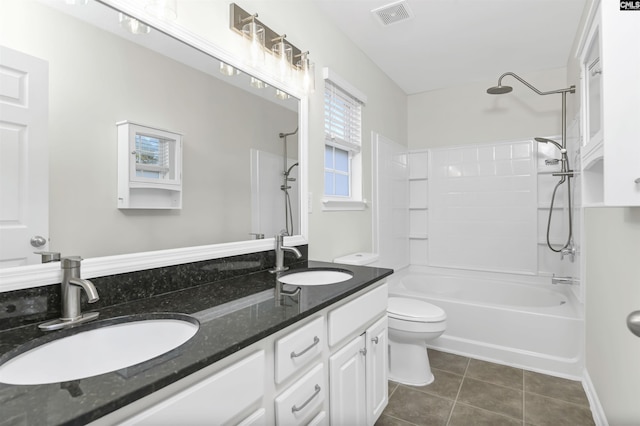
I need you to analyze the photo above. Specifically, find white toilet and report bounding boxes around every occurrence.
[333,253,447,386]
[387,296,446,386]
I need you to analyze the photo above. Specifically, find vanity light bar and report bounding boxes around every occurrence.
[229,3,303,69]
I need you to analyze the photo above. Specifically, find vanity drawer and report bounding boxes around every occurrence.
[275,316,324,384]
[327,283,387,346]
[274,363,325,426]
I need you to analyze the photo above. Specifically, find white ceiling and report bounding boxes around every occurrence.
[312,0,587,95]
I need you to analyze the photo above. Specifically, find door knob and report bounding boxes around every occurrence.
[30,236,47,248]
[627,310,640,338]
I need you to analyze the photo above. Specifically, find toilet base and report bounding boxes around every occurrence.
[388,339,434,386]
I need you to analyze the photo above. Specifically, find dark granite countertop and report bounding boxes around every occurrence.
[0,260,392,426]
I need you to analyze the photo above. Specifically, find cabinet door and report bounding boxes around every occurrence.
[329,335,367,426]
[366,316,388,425]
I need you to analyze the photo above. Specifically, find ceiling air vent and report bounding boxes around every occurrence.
[371,0,414,27]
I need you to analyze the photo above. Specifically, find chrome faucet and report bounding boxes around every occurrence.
[560,244,576,262]
[551,275,577,285]
[270,231,302,273]
[39,257,100,331]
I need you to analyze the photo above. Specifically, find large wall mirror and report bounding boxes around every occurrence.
[0,0,305,278]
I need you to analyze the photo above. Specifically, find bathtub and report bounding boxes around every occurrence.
[388,267,584,378]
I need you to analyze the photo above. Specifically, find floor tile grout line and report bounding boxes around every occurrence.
[453,401,525,424]
[388,382,399,400]
[522,367,526,425]
[381,413,421,426]
[444,357,470,426]
[525,389,593,409]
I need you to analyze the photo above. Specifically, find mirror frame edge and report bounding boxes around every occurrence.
[0,0,309,291]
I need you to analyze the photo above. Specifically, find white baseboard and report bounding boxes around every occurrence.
[582,368,608,426]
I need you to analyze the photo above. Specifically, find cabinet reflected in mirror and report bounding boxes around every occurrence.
[0,0,300,268]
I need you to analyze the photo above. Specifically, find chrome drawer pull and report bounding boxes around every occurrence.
[634,177,640,184]
[290,336,320,359]
[291,385,321,413]
[371,336,379,344]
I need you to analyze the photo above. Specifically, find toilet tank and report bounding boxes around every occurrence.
[333,252,379,266]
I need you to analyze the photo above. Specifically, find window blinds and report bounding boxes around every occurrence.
[324,81,362,153]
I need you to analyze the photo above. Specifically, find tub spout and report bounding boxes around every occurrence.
[551,275,577,285]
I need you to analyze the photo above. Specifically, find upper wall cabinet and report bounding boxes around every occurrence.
[579,1,640,206]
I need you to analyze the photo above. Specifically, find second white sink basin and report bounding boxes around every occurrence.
[278,269,353,286]
[0,315,199,385]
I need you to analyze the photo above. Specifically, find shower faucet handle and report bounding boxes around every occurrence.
[560,246,576,262]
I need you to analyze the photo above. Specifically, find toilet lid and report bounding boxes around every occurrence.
[388,297,446,322]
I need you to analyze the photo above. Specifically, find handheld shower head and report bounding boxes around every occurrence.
[487,85,513,95]
[535,137,564,152]
[536,136,569,173]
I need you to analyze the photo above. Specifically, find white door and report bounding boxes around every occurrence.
[329,334,367,426]
[0,46,49,267]
[366,316,388,425]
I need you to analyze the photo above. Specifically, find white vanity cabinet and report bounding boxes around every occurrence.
[328,284,389,426]
[92,282,388,426]
[580,1,640,206]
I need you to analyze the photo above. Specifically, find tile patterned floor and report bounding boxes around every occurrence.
[376,349,595,426]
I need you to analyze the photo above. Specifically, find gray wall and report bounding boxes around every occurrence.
[584,208,640,423]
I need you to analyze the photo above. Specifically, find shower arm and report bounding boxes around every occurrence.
[497,72,575,151]
[496,72,575,96]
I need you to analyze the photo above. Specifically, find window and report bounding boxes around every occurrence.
[323,68,367,211]
[117,121,182,209]
[135,134,172,180]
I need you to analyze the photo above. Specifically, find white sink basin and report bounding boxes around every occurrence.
[278,269,353,286]
[0,316,199,385]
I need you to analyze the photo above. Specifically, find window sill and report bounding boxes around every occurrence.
[321,199,368,211]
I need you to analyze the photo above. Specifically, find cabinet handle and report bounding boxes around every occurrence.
[635,178,640,184]
[360,348,367,356]
[291,384,321,413]
[590,68,602,76]
[371,336,379,344]
[290,336,320,359]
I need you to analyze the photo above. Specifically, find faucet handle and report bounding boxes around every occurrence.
[61,256,83,268]
[34,251,61,263]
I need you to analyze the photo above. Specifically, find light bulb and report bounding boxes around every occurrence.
[242,21,265,68]
[272,39,292,81]
[250,77,268,89]
[219,62,238,76]
[119,13,151,35]
[298,52,315,94]
[145,0,177,21]
[275,90,290,100]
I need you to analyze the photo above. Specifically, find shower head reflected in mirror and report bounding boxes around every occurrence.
[486,85,513,95]
[535,137,564,152]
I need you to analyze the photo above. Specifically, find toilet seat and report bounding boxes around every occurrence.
[388,297,446,322]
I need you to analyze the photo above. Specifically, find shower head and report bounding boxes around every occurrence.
[535,137,565,152]
[486,85,513,95]
[487,72,576,96]
[279,127,298,138]
[285,162,298,176]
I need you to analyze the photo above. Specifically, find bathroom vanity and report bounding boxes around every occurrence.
[0,258,392,425]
